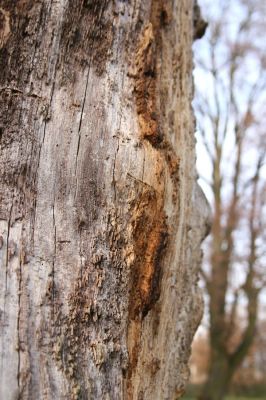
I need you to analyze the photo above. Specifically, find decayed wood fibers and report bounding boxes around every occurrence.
[0,1,209,399]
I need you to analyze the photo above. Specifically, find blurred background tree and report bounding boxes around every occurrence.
[191,0,266,399]
[190,317,266,397]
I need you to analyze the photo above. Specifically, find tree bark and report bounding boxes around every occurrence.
[0,1,208,399]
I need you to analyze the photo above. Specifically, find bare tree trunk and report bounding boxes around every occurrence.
[0,1,208,399]
[200,351,233,400]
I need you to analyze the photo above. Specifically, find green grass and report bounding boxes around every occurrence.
[183,383,266,399]
[226,398,264,400]
[183,398,264,400]
[183,383,266,400]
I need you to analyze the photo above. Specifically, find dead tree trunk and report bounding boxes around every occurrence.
[0,1,208,399]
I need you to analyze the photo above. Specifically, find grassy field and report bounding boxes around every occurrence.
[183,397,264,400]
[226,398,264,400]
[183,384,266,399]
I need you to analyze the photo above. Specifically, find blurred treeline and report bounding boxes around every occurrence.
[190,0,266,399]
[187,318,266,398]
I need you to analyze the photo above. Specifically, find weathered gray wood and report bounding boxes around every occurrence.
[0,1,209,399]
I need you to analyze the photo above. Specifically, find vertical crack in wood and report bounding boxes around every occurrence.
[52,203,57,323]
[111,70,125,203]
[17,232,23,393]
[74,65,91,180]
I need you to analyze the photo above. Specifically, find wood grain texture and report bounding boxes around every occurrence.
[0,1,209,399]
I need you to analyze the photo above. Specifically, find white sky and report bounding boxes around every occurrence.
[193,0,266,325]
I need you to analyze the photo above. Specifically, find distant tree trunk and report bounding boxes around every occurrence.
[200,351,233,400]
[193,2,266,399]
[0,1,208,399]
